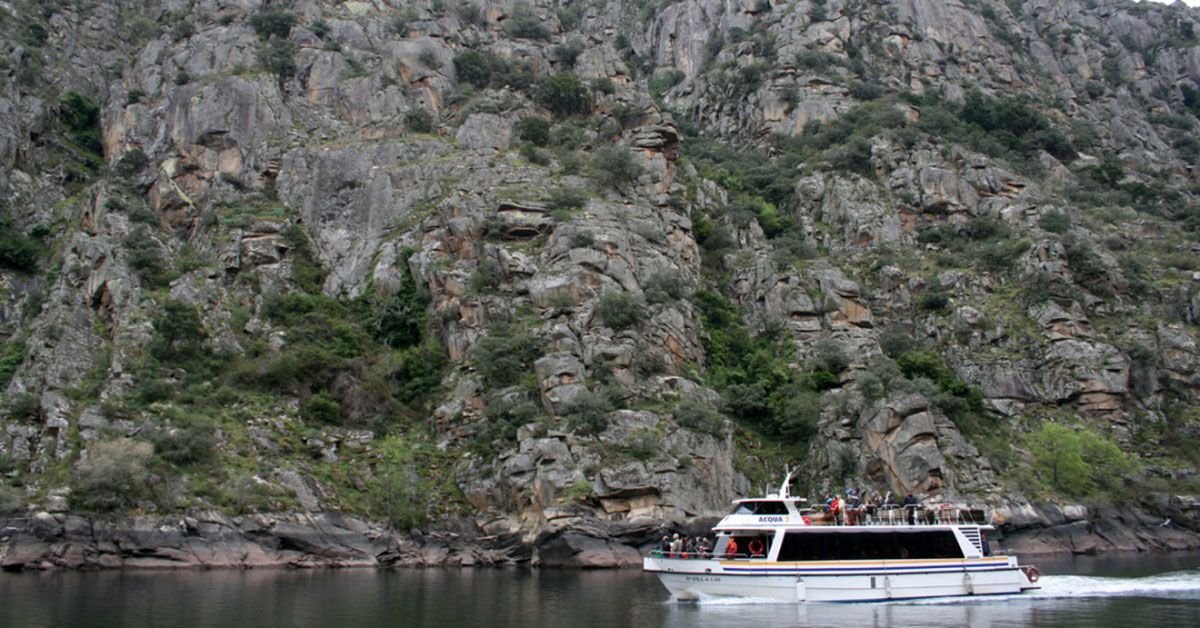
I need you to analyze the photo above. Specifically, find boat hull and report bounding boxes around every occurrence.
[645,557,1037,603]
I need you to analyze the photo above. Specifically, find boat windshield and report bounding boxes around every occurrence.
[730,500,789,515]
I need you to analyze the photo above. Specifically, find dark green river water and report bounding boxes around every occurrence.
[2,553,1198,627]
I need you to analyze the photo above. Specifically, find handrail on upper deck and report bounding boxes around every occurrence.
[801,504,991,527]
[649,550,767,560]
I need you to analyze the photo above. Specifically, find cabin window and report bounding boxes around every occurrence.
[776,531,963,561]
[730,501,789,515]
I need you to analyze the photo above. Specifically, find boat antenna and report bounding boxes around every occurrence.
[779,466,798,499]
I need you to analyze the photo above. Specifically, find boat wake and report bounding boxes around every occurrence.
[900,570,1200,604]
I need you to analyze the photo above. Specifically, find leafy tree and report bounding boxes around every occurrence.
[250,9,296,39]
[1027,423,1138,495]
[453,50,490,88]
[259,39,298,79]
[538,73,591,117]
[505,5,551,41]
[472,322,542,388]
[515,117,551,146]
[562,389,613,435]
[302,392,343,424]
[592,146,644,189]
[0,217,43,273]
[406,108,435,132]
[595,291,645,331]
[150,299,206,360]
[70,438,154,512]
[59,91,102,156]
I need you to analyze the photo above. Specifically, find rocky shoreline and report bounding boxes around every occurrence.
[3,509,1199,572]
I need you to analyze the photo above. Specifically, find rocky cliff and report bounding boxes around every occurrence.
[3,0,1200,569]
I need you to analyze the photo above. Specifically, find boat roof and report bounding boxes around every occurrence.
[733,496,808,503]
[713,523,996,532]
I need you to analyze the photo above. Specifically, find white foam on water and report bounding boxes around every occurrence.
[898,570,1200,605]
[669,593,792,606]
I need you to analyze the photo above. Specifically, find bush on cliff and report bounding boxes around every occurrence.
[1027,422,1138,496]
[538,73,591,117]
[0,483,20,514]
[250,9,296,40]
[595,291,645,331]
[0,217,43,273]
[70,438,154,512]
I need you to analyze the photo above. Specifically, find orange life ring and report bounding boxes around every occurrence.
[1022,566,1041,583]
[748,539,765,557]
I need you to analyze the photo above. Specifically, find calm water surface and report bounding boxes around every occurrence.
[2,553,1199,627]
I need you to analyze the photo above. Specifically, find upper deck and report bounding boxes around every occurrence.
[715,497,993,532]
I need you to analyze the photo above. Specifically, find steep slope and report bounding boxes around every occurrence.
[2,0,1200,567]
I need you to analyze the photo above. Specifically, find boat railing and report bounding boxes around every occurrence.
[803,505,990,527]
[648,550,768,560]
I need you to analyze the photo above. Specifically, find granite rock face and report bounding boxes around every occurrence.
[3,0,1200,566]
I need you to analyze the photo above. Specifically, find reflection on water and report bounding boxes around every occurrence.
[1,554,1199,628]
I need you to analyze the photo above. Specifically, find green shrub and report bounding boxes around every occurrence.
[0,337,27,388]
[282,224,326,293]
[259,38,298,78]
[0,483,21,514]
[878,327,916,358]
[250,9,296,39]
[150,299,206,360]
[592,145,644,189]
[556,39,585,67]
[459,4,484,26]
[518,143,550,165]
[644,270,689,304]
[149,413,216,466]
[505,5,551,41]
[3,391,39,421]
[359,266,429,350]
[1063,236,1111,295]
[591,77,616,95]
[895,349,984,431]
[453,50,490,88]
[561,389,613,436]
[21,21,48,47]
[123,227,171,287]
[772,385,820,440]
[538,73,591,117]
[0,217,43,273]
[917,289,950,313]
[70,438,154,512]
[673,398,723,434]
[807,369,839,391]
[649,68,684,99]
[472,323,542,388]
[626,428,661,460]
[114,148,150,178]
[811,339,850,373]
[546,186,588,212]
[59,91,102,156]
[302,392,343,424]
[516,117,551,146]
[848,81,883,101]
[1027,422,1138,496]
[406,108,435,132]
[390,341,448,403]
[595,291,645,331]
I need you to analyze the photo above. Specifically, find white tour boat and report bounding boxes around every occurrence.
[643,472,1041,603]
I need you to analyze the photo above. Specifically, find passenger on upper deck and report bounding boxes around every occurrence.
[903,493,918,524]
